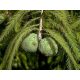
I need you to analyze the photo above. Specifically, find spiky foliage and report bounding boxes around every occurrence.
[0,10,80,70]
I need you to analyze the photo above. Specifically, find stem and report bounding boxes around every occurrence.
[38,10,43,40]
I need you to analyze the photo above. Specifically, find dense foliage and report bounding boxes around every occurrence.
[0,10,80,70]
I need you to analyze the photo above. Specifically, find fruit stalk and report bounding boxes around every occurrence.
[38,10,43,40]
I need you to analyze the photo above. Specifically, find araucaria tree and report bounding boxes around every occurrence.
[0,10,80,70]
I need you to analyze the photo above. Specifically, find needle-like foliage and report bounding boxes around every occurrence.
[0,10,80,70]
